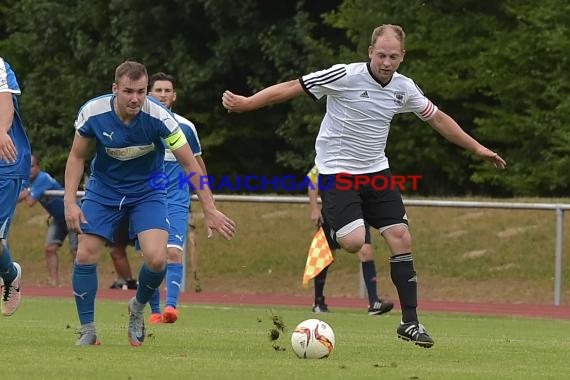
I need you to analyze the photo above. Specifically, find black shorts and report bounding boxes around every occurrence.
[320,216,371,250]
[320,168,408,233]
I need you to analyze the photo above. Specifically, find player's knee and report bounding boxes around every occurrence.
[44,244,59,256]
[166,247,183,263]
[146,255,167,271]
[381,224,412,251]
[336,221,366,253]
[338,236,364,253]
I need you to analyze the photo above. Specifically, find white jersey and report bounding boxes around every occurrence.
[301,62,438,174]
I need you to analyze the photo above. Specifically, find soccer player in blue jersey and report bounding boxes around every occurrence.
[0,57,28,317]
[223,25,506,348]
[19,155,78,286]
[146,72,205,324]
[64,61,236,346]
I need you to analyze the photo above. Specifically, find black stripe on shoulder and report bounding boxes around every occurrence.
[299,78,318,101]
[303,66,346,89]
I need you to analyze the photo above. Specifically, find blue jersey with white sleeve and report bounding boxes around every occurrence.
[75,94,180,204]
[164,114,202,206]
[29,171,66,222]
[0,57,31,179]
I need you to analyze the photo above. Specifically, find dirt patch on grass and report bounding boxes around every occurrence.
[462,249,488,259]
[497,226,537,239]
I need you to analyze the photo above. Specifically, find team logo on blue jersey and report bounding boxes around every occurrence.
[105,144,155,161]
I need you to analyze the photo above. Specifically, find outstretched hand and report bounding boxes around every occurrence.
[222,90,249,113]
[476,147,507,169]
[203,208,236,240]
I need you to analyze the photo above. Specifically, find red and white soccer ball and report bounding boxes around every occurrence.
[290,319,335,359]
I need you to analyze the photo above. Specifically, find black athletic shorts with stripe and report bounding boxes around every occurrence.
[320,215,371,250]
[319,168,408,234]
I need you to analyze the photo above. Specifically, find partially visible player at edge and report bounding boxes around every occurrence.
[222,24,506,349]
[146,72,206,324]
[0,57,29,317]
[64,61,236,347]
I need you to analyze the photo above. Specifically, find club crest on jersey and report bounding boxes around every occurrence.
[105,143,155,161]
[394,91,405,106]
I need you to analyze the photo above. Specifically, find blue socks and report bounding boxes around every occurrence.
[136,263,166,304]
[73,260,165,326]
[149,289,161,313]
[72,262,98,325]
[165,263,183,308]
[146,263,183,312]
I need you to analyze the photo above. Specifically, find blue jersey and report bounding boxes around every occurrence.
[75,94,180,203]
[164,114,202,206]
[29,171,66,222]
[0,58,31,179]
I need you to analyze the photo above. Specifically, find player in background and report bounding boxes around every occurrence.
[65,61,235,346]
[187,211,201,292]
[222,25,506,348]
[18,155,78,286]
[107,216,138,290]
[146,72,207,324]
[306,164,393,315]
[0,57,29,317]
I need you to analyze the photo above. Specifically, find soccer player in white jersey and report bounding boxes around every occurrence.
[65,61,236,346]
[222,24,507,348]
[145,72,206,324]
[0,57,28,317]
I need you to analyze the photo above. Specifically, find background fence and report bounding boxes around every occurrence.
[47,191,569,305]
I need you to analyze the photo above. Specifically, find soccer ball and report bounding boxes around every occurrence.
[290,319,335,359]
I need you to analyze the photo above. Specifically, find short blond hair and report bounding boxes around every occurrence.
[370,24,406,49]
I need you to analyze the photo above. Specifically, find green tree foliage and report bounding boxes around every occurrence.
[472,0,570,195]
[0,0,151,173]
[1,0,568,195]
[0,0,342,184]
[321,0,570,195]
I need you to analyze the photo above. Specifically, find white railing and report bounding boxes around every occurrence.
[45,191,569,305]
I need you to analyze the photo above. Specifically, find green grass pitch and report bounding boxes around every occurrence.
[1,297,569,380]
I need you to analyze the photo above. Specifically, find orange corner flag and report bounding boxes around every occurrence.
[302,227,334,287]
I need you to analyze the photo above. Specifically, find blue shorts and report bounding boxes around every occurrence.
[81,193,169,243]
[0,179,23,239]
[106,215,134,247]
[167,203,189,250]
